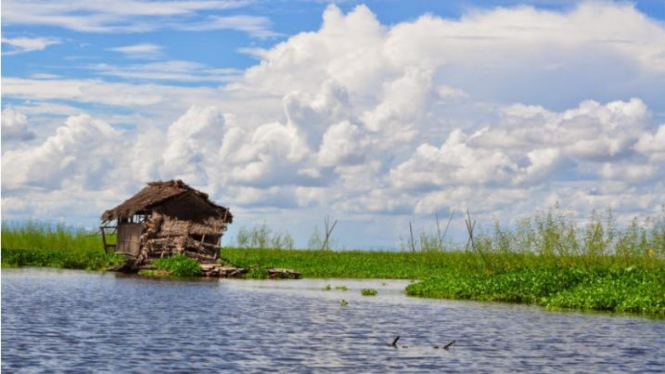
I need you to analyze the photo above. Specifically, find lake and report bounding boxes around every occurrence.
[2,268,664,373]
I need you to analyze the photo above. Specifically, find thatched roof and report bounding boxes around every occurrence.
[101,180,233,223]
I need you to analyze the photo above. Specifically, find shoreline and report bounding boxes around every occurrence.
[3,266,664,320]
[3,247,664,316]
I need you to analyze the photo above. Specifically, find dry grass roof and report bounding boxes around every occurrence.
[102,180,232,223]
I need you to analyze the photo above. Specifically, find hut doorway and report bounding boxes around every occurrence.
[116,223,143,257]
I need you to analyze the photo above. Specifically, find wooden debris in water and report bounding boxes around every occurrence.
[266,268,301,279]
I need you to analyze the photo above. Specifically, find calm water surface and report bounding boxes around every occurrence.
[2,268,664,373]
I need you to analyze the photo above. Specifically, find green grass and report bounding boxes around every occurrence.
[152,255,202,277]
[405,266,665,314]
[245,267,270,279]
[219,248,664,315]
[3,209,665,316]
[1,221,124,270]
[220,247,474,278]
[137,269,172,277]
[361,288,378,296]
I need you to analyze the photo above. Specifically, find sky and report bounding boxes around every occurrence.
[2,0,665,248]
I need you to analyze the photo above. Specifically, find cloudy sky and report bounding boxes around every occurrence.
[2,0,664,248]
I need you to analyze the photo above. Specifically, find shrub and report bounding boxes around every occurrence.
[153,255,201,277]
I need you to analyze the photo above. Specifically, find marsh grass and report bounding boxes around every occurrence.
[361,288,378,296]
[152,255,202,277]
[3,209,665,315]
[405,266,665,314]
[1,220,123,270]
[245,267,270,279]
[221,208,665,314]
[235,223,294,250]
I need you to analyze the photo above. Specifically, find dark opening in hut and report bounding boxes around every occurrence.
[100,180,233,269]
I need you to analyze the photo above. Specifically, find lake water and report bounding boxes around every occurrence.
[2,268,664,373]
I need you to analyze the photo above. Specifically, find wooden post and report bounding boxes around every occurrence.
[465,209,489,270]
[321,215,338,251]
[437,210,455,251]
[100,227,108,254]
[409,222,416,252]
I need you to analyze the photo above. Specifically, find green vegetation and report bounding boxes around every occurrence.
[3,208,665,315]
[1,221,124,270]
[405,266,665,314]
[221,208,665,315]
[245,267,270,279]
[152,255,202,277]
[361,288,378,296]
[221,247,469,279]
[235,223,294,250]
[324,284,348,291]
[137,269,172,277]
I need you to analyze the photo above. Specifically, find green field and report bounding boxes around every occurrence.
[3,210,665,315]
[219,247,665,315]
[1,221,124,270]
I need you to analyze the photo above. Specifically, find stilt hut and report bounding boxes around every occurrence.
[101,180,233,268]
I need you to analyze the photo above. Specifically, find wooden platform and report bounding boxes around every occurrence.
[200,264,301,279]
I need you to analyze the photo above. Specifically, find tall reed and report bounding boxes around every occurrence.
[2,220,122,270]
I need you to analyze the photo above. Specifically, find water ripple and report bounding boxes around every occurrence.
[2,268,664,373]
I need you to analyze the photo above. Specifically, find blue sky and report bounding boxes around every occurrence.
[4,1,663,84]
[2,0,665,248]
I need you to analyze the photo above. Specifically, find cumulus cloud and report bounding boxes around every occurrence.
[161,105,227,184]
[635,124,665,161]
[3,3,665,246]
[318,121,366,167]
[2,114,120,190]
[235,3,665,108]
[2,107,36,142]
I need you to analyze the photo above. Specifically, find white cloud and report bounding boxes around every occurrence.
[390,129,518,189]
[108,43,163,58]
[236,3,665,108]
[317,121,366,167]
[88,60,240,82]
[1,36,60,55]
[180,15,278,38]
[1,0,274,37]
[1,77,226,110]
[635,124,665,161]
[3,3,665,246]
[1,108,36,141]
[1,114,120,190]
[161,105,227,184]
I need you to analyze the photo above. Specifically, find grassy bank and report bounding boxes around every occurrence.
[220,209,665,315]
[3,210,665,315]
[220,247,665,315]
[405,266,665,314]
[1,221,123,270]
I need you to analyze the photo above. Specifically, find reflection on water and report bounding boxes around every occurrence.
[2,268,664,373]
